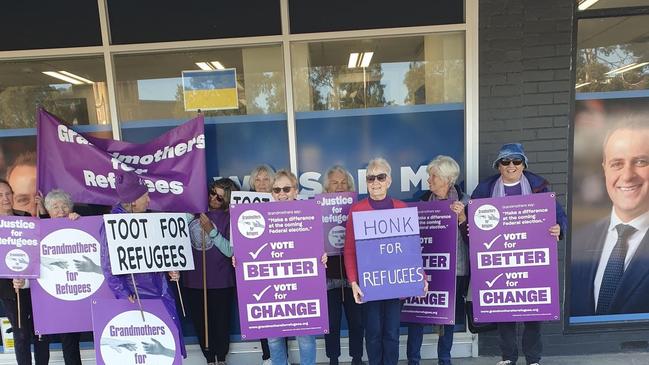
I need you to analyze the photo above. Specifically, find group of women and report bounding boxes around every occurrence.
[0,142,566,365]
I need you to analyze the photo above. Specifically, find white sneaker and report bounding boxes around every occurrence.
[496,361,513,365]
[261,360,271,365]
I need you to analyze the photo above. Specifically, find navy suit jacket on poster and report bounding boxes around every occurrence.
[570,217,649,316]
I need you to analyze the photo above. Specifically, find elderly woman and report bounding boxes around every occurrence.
[99,173,186,357]
[265,169,327,365]
[249,164,276,364]
[0,179,50,365]
[471,143,566,365]
[406,156,469,365]
[344,158,424,365]
[250,164,275,193]
[185,178,238,365]
[40,189,86,365]
[322,166,365,365]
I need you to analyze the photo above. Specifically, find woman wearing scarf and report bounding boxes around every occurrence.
[406,156,469,365]
[99,173,186,358]
[185,178,237,365]
[470,143,566,365]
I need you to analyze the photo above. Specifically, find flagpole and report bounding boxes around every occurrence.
[202,228,209,350]
[15,289,21,328]
[131,274,145,321]
[175,280,186,317]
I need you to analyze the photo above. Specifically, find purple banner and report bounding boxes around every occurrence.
[92,299,182,365]
[316,192,357,256]
[0,216,40,278]
[353,207,424,302]
[37,108,207,213]
[468,192,560,322]
[401,201,457,324]
[31,216,114,334]
[230,200,329,340]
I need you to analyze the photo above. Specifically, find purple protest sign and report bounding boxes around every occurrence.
[316,192,357,256]
[31,216,114,334]
[353,207,424,302]
[230,199,329,340]
[401,201,457,325]
[37,108,207,213]
[0,216,40,278]
[468,192,560,322]
[92,298,182,365]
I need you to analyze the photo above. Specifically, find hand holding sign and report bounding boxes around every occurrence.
[351,281,364,304]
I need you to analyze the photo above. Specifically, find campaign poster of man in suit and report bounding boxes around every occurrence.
[570,98,649,325]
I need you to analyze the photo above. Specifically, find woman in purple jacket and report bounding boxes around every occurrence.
[185,178,238,365]
[99,173,186,357]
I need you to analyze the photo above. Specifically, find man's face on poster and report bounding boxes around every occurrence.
[7,165,37,216]
[603,128,649,222]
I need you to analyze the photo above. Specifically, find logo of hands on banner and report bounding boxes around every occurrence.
[474,204,500,231]
[5,249,29,272]
[237,210,266,239]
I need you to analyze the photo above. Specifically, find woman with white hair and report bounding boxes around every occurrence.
[344,158,424,365]
[249,164,275,193]
[406,156,469,365]
[41,189,88,365]
[322,166,365,365]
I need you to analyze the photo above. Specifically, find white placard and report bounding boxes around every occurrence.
[103,213,194,275]
[230,191,273,205]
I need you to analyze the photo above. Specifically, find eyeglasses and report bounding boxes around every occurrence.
[272,186,293,194]
[366,173,388,183]
[209,190,224,202]
[499,159,523,166]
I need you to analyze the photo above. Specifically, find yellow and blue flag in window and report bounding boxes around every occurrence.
[182,69,238,111]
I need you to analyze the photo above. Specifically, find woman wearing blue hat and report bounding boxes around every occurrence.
[470,143,567,365]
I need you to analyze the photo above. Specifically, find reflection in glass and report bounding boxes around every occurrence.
[113,46,286,123]
[0,57,109,129]
[291,33,465,112]
[576,15,649,92]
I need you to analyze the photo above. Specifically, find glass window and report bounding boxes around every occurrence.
[289,0,464,34]
[576,15,649,92]
[291,34,465,112]
[0,57,110,129]
[577,0,649,11]
[108,0,281,44]
[113,46,289,190]
[0,1,101,51]
[291,33,466,201]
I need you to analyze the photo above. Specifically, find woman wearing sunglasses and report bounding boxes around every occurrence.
[343,158,417,365]
[322,166,366,365]
[470,143,566,365]
[266,169,328,365]
[184,178,238,365]
[407,155,469,365]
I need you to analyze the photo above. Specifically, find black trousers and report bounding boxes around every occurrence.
[498,321,542,365]
[61,332,82,365]
[186,287,234,362]
[1,292,50,365]
[324,286,364,363]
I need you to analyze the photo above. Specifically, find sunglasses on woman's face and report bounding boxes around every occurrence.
[272,186,293,194]
[366,173,388,183]
[209,190,224,202]
[499,159,523,166]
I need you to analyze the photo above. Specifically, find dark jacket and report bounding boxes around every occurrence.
[470,170,568,240]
